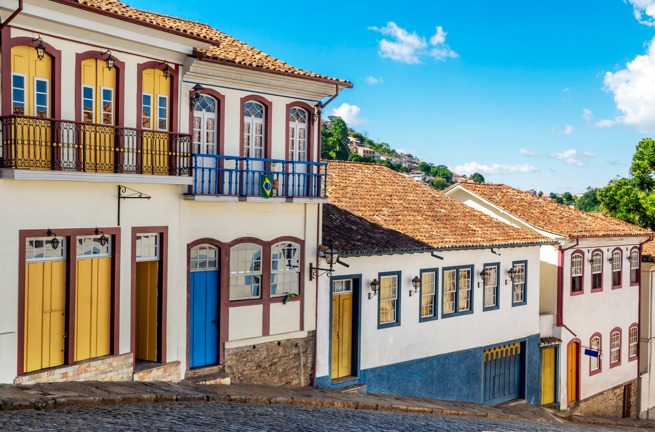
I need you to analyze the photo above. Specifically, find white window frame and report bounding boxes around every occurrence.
[76,235,112,259]
[483,265,498,309]
[512,262,526,304]
[135,233,159,263]
[142,93,153,130]
[82,85,95,123]
[270,242,300,297]
[190,244,219,272]
[610,330,621,365]
[571,253,583,292]
[379,274,398,325]
[26,236,66,262]
[442,267,473,315]
[34,77,49,118]
[157,94,168,131]
[229,243,262,300]
[100,86,114,126]
[591,251,602,290]
[289,107,308,162]
[629,326,638,359]
[243,101,265,159]
[612,250,622,286]
[12,72,26,115]
[630,249,639,284]
[590,335,601,372]
[420,270,436,319]
[332,279,352,294]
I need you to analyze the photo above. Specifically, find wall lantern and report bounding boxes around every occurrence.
[46,229,60,250]
[607,256,614,263]
[102,50,115,70]
[409,276,421,296]
[190,83,204,108]
[32,36,45,61]
[95,227,109,247]
[478,268,489,287]
[160,61,171,80]
[505,267,518,285]
[368,278,380,300]
[309,245,339,281]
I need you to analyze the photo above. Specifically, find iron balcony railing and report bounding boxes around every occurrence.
[0,115,192,176]
[191,154,327,198]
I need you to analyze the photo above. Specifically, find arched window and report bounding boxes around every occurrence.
[629,325,639,360]
[229,243,262,300]
[243,101,265,158]
[591,251,602,290]
[571,252,583,293]
[270,242,300,297]
[630,249,640,284]
[192,95,217,155]
[288,108,307,162]
[610,329,621,366]
[612,250,622,287]
[590,334,601,373]
[190,244,219,271]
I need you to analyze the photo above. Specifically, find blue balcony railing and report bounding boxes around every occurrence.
[191,154,327,198]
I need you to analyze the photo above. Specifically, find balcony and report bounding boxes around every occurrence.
[0,115,192,177]
[190,154,327,199]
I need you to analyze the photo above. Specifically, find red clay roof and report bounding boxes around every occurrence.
[326,161,553,251]
[452,182,652,238]
[61,0,351,86]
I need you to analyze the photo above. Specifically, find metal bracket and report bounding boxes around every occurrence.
[118,185,151,226]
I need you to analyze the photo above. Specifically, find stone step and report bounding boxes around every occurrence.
[184,365,230,386]
[340,384,367,394]
[184,365,226,379]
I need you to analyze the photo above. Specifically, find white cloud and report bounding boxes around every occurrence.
[365,76,384,85]
[519,148,538,157]
[627,0,655,26]
[582,151,598,157]
[550,149,585,166]
[582,108,594,122]
[369,22,457,64]
[562,125,575,135]
[452,161,537,175]
[331,103,362,126]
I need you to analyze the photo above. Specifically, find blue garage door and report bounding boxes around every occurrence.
[483,342,523,405]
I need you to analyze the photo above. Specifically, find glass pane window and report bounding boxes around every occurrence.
[629,326,638,358]
[82,85,94,123]
[458,268,471,312]
[193,95,216,113]
[76,235,111,258]
[101,87,113,125]
[332,279,352,294]
[136,234,159,262]
[142,93,152,129]
[612,250,622,286]
[270,242,300,297]
[610,331,621,364]
[12,73,26,115]
[590,336,601,371]
[592,252,602,289]
[483,265,498,308]
[190,244,218,271]
[289,108,308,162]
[34,78,48,118]
[379,275,398,324]
[571,253,583,292]
[229,243,262,300]
[513,263,526,304]
[157,95,168,130]
[193,116,202,154]
[421,271,436,318]
[443,270,456,314]
[26,237,65,262]
[630,250,639,284]
[244,101,264,118]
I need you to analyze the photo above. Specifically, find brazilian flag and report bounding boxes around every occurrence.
[261,174,273,198]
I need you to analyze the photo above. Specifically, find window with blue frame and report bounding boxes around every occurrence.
[482,263,500,311]
[378,271,401,328]
[511,260,527,306]
[442,266,473,317]
[419,269,438,321]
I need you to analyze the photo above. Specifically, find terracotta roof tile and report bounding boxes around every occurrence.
[453,182,651,238]
[326,161,553,251]
[67,0,351,85]
[643,240,655,261]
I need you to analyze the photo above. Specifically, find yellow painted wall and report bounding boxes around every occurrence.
[75,257,111,362]
[24,261,66,373]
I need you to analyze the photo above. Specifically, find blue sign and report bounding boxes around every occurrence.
[584,348,599,358]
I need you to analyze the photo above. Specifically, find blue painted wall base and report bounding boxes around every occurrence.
[316,334,541,406]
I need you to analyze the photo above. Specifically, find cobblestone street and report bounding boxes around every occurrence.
[0,401,645,432]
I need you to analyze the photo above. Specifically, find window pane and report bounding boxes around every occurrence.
[379,275,397,324]
[229,243,262,300]
[421,271,435,318]
[270,242,300,296]
[443,270,456,314]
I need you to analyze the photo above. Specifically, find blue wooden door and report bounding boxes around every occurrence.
[190,270,218,368]
[483,342,523,405]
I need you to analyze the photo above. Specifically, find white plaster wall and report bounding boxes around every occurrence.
[558,238,642,407]
[639,262,655,417]
[270,302,300,335]
[229,305,263,341]
[316,246,541,378]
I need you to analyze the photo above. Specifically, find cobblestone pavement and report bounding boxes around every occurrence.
[0,401,646,432]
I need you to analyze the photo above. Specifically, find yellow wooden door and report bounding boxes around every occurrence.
[24,261,66,373]
[80,59,116,172]
[567,342,578,403]
[136,260,159,362]
[75,257,111,362]
[141,68,169,174]
[331,293,353,379]
[11,45,52,168]
[541,347,556,405]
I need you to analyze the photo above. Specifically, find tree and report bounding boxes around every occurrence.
[431,178,449,190]
[561,192,575,206]
[575,187,600,212]
[417,161,433,175]
[470,172,485,183]
[432,165,452,183]
[321,116,350,160]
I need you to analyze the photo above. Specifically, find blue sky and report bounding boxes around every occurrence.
[129,0,655,193]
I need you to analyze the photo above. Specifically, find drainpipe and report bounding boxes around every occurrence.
[0,0,23,31]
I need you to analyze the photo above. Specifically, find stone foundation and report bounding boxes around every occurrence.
[224,331,314,386]
[573,379,638,418]
[14,353,133,385]
[133,361,181,382]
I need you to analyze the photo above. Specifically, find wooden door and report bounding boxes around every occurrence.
[483,342,523,405]
[541,347,556,405]
[190,270,219,368]
[567,342,579,403]
[331,288,353,379]
[141,68,170,174]
[24,260,66,373]
[75,257,111,362]
[136,260,159,362]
